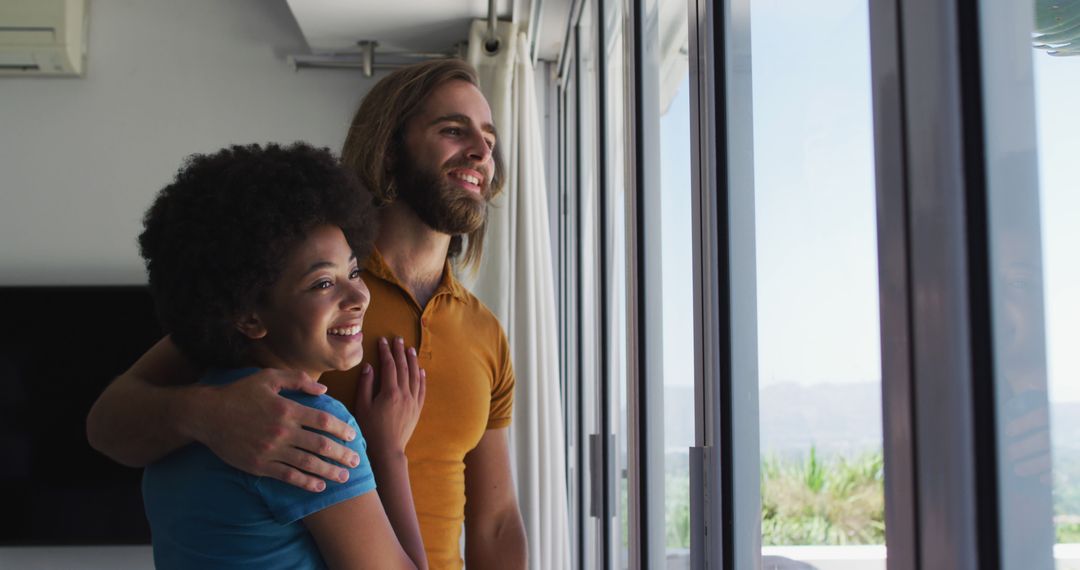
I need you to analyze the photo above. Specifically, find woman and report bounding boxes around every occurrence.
[137,142,427,569]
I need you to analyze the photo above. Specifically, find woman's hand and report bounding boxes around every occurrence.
[353,337,427,454]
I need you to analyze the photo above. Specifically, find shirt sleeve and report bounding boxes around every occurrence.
[487,326,516,429]
[253,393,377,524]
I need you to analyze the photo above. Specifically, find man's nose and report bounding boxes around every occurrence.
[465,129,492,163]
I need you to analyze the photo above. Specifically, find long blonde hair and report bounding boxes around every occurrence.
[341,59,506,270]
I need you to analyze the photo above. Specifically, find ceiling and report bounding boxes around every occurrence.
[284,0,571,61]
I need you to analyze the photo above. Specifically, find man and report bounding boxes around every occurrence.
[87,59,527,570]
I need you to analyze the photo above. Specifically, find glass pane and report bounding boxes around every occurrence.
[1036,37,1080,570]
[749,0,885,566]
[656,52,691,570]
[599,0,630,567]
[559,48,584,570]
[659,78,693,568]
[657,0,693,566]
[1033,34,1080,438]
[576,2,605,567]
[982,0,1079,566]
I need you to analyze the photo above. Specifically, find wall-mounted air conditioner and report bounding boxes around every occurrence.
[0,0,87,77]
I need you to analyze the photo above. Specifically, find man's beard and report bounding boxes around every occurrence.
[393,157,491,236]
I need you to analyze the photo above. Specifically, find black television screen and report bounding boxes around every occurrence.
[0,286,160,545]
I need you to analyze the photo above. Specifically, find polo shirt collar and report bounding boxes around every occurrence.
[365,247,467,302]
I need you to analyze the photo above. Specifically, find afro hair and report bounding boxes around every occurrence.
[139,142,377,368]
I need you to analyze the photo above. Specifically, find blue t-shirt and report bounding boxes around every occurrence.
[142,368,376,570]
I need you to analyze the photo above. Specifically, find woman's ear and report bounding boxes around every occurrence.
[234,313,268,340]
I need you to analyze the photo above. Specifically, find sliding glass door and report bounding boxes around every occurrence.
[554,0,1066,567]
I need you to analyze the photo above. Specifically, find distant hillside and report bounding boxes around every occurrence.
[1053,402,1080,453]
[660,382,882,457]
[758,382,882,458]
[662,382,1080,462]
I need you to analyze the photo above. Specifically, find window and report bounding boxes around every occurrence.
[552,0,1068,567]
[982,0,1079,565]
[749,0,885,563]
[1035,38,1080,570]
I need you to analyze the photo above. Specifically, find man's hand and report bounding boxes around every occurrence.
[354,337,427,455]
[192,369,361,493]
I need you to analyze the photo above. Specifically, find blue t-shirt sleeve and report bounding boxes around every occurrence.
[253,393,376,524]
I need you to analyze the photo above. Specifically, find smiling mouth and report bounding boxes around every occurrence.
[452,172,481,185]
[449,171,483,194]
[327,325,362,337]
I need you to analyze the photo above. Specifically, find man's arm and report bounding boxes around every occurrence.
[86,337,206,465]
[464,427,527,570]
[86,336,360,492]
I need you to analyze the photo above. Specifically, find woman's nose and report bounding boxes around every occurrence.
[343,281,369,313]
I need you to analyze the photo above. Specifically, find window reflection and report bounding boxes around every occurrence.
[1033,33,1080,560]
[1028,4,1080,565]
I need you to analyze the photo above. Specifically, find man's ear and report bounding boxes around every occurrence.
[234,313,268,340]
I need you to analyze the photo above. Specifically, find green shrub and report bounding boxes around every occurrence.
[1058,521,1080,543]
[760,447,885,545]
[666,473,691,548]
[660,446,1080,547]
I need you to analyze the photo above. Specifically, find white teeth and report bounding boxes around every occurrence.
[453,172,480,185]
[328,325,361,336]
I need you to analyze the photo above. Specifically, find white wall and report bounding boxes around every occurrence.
[0,0,380,285]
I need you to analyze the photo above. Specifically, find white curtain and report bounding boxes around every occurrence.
[464,20,572,570]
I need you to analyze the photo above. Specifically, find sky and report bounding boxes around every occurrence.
[657,0,1080,403]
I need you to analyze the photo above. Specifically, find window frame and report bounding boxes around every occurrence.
[552,0,1055,565]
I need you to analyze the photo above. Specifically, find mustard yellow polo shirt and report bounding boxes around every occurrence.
[321,248,515,570]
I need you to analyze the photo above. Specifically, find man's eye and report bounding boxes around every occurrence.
[485,139,496,150]
[444,127,462,136]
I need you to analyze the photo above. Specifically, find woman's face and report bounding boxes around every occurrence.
[242,224,370,379]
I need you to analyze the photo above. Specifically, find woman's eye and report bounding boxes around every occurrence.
[349,268,361,279]
[314,280,333,290]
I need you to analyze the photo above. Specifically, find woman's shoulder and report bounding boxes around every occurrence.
[280,389,356,427]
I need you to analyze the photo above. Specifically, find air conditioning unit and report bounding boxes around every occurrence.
[0,0,87,77]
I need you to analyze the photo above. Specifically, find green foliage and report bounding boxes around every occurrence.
[666,473,691,548]
[660,445,1080,547]
[1052,451,1080,543]
[1058,521,1080,543]
[1054,453,1080,517]
[623,471,693,549]
[760,446,885,545]
[803,446,826,493]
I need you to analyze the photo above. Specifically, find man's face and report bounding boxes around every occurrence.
[393,80,497,235]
